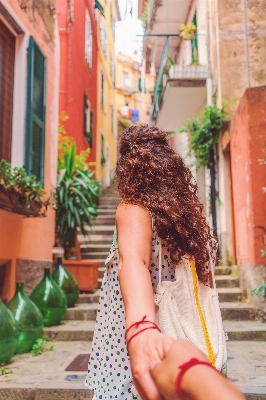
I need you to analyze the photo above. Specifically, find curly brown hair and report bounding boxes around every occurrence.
[115,124,217,283]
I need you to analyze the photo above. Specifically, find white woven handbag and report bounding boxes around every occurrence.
[154,239,227,372]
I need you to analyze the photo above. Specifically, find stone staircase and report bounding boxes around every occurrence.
[3,187,266,399]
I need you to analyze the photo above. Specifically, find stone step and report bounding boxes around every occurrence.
[93,218,115,225]
[97,208,116,213]
[99,266,105,278]
[220,302,254,321]
[97,204,118,209]
[78,227,114,240]
[67,302,255,322]
[80,244,111,253]
[80,234,113,245]
[66,303,98,321]
[217,288,243,302]
[0,388,93,400]
[98,199,120,205]
[223,320,266,341]
[44,320,95,341]
[77,290,100,304]
[82,252,109,260]
[215,266,239,276]
[43,320,266,343]
[4,388,261,400]
[215,275,240,288]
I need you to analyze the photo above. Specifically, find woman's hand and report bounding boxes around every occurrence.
[128,327,174,400]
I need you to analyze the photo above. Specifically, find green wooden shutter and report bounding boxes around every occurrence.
[191,13,199,65]
[25,37,46,183]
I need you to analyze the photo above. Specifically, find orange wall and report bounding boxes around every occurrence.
[230,86,266,266]
[1,1,58,300]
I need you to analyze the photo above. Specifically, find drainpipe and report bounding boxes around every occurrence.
[206,6,212,106]
[242,0,250,88]
[206,0,218,241]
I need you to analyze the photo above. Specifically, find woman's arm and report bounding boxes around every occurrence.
[116,203,155,325]
[116,203,173,400]
[151,339,245,400]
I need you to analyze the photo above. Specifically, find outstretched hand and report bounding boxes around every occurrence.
[128,328,174,400]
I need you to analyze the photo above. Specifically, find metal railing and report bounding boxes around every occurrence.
[151,36,169,120]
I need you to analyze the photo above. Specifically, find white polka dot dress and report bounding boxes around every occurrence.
[85,220,181,400]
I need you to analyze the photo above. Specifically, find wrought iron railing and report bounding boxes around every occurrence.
[151,36,169,120]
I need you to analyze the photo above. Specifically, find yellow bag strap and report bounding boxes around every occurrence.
[189,259,216,367]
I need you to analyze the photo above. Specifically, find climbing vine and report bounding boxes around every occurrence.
[179,105,229,168]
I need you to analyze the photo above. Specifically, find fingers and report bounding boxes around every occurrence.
[134,368,163,400]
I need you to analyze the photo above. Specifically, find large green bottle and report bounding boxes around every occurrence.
[7,283,43,354]
[30,268,67,327]
[0,299,18,363]
[52,258,79,308]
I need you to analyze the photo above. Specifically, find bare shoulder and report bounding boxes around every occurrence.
[116,202,151,226]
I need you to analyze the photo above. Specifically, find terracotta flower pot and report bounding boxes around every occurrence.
[63,260,100,291]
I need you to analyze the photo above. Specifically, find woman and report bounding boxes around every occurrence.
[86,124,217,400]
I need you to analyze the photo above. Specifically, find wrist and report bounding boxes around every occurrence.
[181,364,216,398]
[126,322,156,338]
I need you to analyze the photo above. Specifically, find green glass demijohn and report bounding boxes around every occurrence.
[0,299,18,363]
[29,268,67,327]
[52,258,79,308]
[7,283,43,354]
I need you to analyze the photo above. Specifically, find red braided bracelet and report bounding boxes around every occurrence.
[175,358,214,400]
[125,315,160,340]
[125,316,161,349]
[126,326,161,349]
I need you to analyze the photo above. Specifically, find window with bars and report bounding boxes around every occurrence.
[100,14,107,57]
[25,37,46,183]
[85,13,92,67]
[0,20,15,162]
[84,93,93,147]
[110,53,115,86]
[101,71,105,109]
[191,13,199,65]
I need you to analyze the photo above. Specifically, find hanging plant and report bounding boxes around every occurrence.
[0,160,49,216]
[179,22,196,40]
[179,105,229,168]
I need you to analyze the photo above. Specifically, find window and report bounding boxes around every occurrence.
[85,14,92,67]
[84,93,93,147]
[101,71,105,109]
[100,14,107,57]
[123,70,130,87]
[0,20,15,162]
[191,13,199,65]
[100,132,105,164]
[25,37,46,183]
[110,4,115,38]
[110,53,115,85]
[110,105,114,136]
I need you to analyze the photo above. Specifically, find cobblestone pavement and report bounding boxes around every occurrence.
[0,340,266,399]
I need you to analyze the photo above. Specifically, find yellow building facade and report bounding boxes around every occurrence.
[96,0,120,186]
[116,52,155,133]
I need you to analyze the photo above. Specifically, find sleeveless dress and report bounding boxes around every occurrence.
[85,219,211,399]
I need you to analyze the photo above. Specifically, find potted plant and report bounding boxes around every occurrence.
[55,136,100,291]
[0,160,49,216]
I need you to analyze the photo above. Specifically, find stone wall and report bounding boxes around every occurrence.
[240,264,266,321]
[16,259,53,295]
[17,0,56,44]
[218,0,266,116]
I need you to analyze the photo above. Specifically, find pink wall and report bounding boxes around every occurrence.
[57,0,98,164]
[230,86,266,266]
